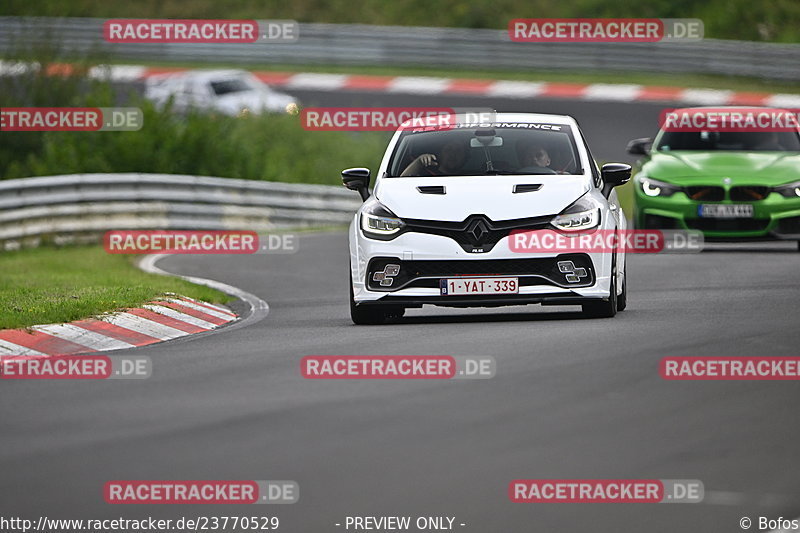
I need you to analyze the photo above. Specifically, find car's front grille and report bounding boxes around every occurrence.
[685,218,769,232]
[642,214,680,229]
[686,186,725,201]
[730,186,770,201]
[403,214,552,253]
[366,254,595,291]
[776,216,800,235]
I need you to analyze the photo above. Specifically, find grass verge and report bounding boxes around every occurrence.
[0,245,231,330]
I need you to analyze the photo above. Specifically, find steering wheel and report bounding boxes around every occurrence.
[517,165,557,175]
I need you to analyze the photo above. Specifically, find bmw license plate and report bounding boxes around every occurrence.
[440,277,519,296]
[699,204,754,218]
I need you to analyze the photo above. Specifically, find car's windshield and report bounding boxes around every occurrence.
[387,122,583,177]
[656,130,800,151]
[209,77,255,96]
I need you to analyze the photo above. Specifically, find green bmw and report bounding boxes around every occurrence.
[628,107,800,250]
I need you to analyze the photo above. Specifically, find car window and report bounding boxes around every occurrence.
[388,123,583,177]
[210,78,253,96]
[656,130,800,151]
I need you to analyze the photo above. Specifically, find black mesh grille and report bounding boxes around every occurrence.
[730,186,769,201]
[777,217,800,235]
[403,214,552,253]
[686,186,725,201]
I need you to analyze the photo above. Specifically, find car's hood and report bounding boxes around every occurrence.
[374,175,590,222]
[642,151,800,185]
[215,89,295,114]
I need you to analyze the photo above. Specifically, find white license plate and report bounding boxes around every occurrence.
[699,204,754,218]
[440,277,519,296]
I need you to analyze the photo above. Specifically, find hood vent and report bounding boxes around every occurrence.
[417,185,446,195]
[513,184,543,194]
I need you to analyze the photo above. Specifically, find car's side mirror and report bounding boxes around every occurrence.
[342,168,371,201]
[601,163,632,198]
[626,137,652,156]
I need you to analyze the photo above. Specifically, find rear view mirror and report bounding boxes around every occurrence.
[626,138,652,156]
[470,137,503,148]
[601,163,632,197]
[341,168,371,201]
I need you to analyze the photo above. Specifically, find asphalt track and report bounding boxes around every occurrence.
[1,92,800,532]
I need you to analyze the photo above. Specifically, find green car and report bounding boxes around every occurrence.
[628,108,800,250]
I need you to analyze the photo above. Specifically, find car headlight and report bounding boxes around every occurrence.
[639,176,682,197]
[551,195,601,232]
[774,180,800,198]
[360,198,405,239]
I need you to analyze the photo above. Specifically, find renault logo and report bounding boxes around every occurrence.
[466,219,490,245]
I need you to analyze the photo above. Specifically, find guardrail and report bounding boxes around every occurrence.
[0,174,361,249]
[1,17,800,81]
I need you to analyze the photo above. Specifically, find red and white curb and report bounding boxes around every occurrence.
[2,61,798,106]
[0,296,237,358]
[102,64,800,107]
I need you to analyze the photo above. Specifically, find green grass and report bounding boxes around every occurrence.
[0,245,230,329]
[3,0,800,42]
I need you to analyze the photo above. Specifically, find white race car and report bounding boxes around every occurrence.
[343,113,631,324]
[144,69,298,116]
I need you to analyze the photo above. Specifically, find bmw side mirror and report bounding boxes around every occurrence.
[342,168,371,201]
[626,137,652,156]
[601,163,632,197]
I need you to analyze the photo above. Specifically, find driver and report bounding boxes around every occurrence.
[401,140,469,176]
[520,145,551,169]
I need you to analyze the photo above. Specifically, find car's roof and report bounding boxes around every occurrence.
[399,112,579,128]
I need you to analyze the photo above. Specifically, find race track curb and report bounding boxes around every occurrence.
[110,64,800,107]
[0,295,237,357]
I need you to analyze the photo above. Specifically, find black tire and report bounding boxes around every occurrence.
[617,258,627,312]
[582,255,618,318]
[349,272,404,325]
[797,241,800,252]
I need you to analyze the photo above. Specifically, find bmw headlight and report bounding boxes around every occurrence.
[639,176,682,197]
[551,194,601,232]
[360,198,405,239]
[774,180,800,198]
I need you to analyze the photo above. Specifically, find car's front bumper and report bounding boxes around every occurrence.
[634,190,800,239]
[349,218,616,306]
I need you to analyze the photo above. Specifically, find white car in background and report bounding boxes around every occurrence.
[144,69,298,116]
[343,113,631,324]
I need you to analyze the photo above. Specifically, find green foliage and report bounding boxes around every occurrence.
[0,71,390,184]
[2,0,799,42]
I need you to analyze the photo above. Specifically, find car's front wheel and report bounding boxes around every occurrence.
[582,255,618,318]
[349,273,404,325]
